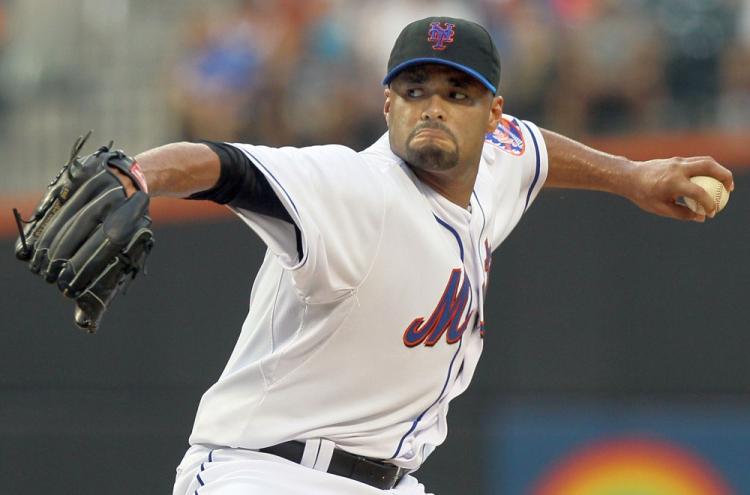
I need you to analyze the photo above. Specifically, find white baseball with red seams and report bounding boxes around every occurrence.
[173,115,548,494]
[683,176,730,216]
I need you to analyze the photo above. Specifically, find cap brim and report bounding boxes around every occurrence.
[382,57,497,94]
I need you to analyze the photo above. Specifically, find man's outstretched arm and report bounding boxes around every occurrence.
[540,128,735,222]
[117,141,293,223]
[116,142,221,197]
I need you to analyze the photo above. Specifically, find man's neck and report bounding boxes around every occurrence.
[411,163,479,209]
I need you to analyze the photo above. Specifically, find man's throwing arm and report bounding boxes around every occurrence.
[540,129,735,222]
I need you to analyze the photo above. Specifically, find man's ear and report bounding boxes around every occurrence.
[486,95,504,133]
[384,88,391,127]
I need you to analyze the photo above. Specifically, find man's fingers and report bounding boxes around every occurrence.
[681,181,720,217]
[656,170,717,216]
[662,202,705,222]
[682,156,734,192]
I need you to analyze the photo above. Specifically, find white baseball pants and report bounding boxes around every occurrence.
[173,444,433,495]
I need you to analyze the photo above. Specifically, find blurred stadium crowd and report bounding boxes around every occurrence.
[0,0,748,193]
[170,0,750,147]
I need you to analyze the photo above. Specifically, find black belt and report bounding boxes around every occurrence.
[259,441,408,490]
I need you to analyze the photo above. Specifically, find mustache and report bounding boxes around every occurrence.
[407,122,458,143]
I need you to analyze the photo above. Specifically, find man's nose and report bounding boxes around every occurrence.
[420,95,446,121]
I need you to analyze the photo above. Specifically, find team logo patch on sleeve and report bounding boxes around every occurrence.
[485,117,526,156]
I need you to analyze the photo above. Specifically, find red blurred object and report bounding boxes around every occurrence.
[550,0,599,23]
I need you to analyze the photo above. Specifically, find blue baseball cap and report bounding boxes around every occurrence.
[383,17,501,95]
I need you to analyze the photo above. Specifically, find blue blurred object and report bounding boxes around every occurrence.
[195,36,262,92]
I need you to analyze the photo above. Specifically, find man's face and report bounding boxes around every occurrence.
[384,64,502,174]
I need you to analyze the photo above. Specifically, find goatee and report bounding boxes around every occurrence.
[406,145,459,171]
[405,123,459,171]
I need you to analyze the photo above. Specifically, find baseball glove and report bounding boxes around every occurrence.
[13,132,154,333]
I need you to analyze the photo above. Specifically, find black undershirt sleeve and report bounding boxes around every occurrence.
[188,141,292,222]
[188,141,303,260]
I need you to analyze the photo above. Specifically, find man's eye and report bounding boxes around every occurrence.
[451,92,467,100]
[406,88,424,98]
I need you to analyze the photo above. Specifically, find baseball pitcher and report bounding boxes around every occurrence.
[15,17,734,495]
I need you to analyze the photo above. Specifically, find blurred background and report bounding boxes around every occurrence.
[1,0,748,494]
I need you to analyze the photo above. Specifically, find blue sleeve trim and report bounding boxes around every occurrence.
[520,121,542,211]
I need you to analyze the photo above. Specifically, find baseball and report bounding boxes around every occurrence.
[683,176,730,216]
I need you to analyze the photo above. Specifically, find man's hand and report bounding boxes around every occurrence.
[109,166,139,197]
[626,156,734,222]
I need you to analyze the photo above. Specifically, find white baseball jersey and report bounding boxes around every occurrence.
[188,115,548,471]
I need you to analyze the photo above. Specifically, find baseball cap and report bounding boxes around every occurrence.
[383,17,501,95]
